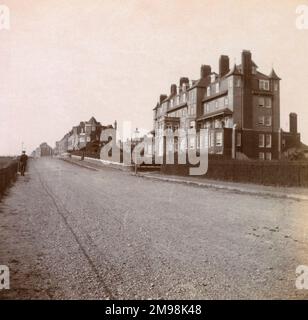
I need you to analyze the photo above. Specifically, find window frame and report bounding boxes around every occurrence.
[266,134,272,148]
[258,116,265,125]
[259,80,270,91]
[259,134,265,147]
[266,152,272,161]
[215,131,223,147]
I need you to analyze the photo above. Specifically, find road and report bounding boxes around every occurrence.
[1,157,308,299]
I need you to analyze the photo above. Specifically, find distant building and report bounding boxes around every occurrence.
[152,50,301,160]
[55,133,70,155]
[32,142,53,157]
[58,117,113,157]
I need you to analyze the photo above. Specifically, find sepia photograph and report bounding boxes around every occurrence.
[1,0,308,312]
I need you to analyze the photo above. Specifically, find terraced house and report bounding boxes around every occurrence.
[153,50,300,160]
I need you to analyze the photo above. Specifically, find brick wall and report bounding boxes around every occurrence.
[0,161,18,195]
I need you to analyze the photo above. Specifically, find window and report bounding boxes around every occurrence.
[266,134,272,148]
[182,93,187,102]
[228,78,233,88]
[189,89,196,103]
[265,116,272,126]
[258,116,265,125]
[216,132,223,147]
[210,132,215,147]
[259,97,265,107]
[204,103,209,114]
[190,121,195,129]
[266,152,272,160]
[214,119,222,128]
[274,82,279,91]
[189,105,196,116]
[207,86,210,96]
[265,97,272,108]
[259,152,265,160]
[224,97,229,106]
[259,134,265,147]
[170,99,174,108]
[236,133,242,146]
[92,126,96,132]
[215,83,220,93]
[252,66,257,74]
[235,78,241,88]
[259,80,270,91]
[215,101,219,109]
[211,74,216,83]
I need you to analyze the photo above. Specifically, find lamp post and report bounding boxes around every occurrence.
[134,127,140,175]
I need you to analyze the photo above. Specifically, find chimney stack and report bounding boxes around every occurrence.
[241,50,252,76]
[170,84,177,96]
[200,65,211,78]
[179,77,189,92]
[289,113,298,134]
[159,94,167,104]
[219,55,230,77]
[179,77,189,87]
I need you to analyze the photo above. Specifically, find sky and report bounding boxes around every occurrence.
[1,0,308,155]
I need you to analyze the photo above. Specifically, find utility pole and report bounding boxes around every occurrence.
[134,128,140,175]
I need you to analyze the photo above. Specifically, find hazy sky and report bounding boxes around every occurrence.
[1,0,308,155]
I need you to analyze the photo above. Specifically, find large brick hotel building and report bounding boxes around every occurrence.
[152,50,300,160]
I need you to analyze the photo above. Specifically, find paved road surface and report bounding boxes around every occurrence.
[1,158,308,299]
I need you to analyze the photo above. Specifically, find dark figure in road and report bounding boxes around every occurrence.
[19,151,28,176]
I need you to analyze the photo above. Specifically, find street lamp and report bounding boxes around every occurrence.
[134,127,140,175]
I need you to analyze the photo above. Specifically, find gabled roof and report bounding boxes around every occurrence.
[225,64,242,77]
[255,71,271,80]
[269,68,281,80]
[87,116,98,124]
[189,77,208,89]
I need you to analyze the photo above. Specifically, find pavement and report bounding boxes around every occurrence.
[1,157,308,299]
[66,156,308,202]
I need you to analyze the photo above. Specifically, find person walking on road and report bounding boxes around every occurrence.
[19,151,28,176]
